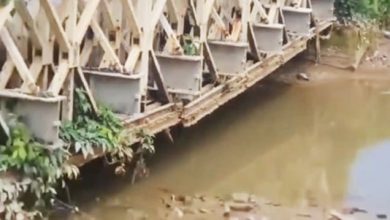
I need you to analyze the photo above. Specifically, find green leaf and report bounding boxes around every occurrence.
[12,150,19,159]
[13,139,25,149]
[18,146,27,161]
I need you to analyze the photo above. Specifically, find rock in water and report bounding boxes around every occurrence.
[126,208,148,220]
[173,207,184,218]
[199,208,210,214]
[329,210,356,220]
[176,195,193,206]
[297,73,310,81]
[229,203,254,212]
[384,31,390,39]
[223,204,231,217]
[231,193,251,203]
[377,214,387,219]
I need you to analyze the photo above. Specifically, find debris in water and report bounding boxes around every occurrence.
[231,192,251,203]
[158,193,370,220]
[380,91,390,95]
[297,73,310,81]
[199,208,210,214]
[182,207,197,214]
[126,208,148,219]
[161,198,172,209]
[196,194,207,202]
[176,195,193,206]
[172,207,184,218]
[114,165,126,176]
[377,214,387,219]
[342,207,368,214]
[296,212,312,218]
[229,202,254,212]
[223,203,231,217]
[265,201,282,207]
[245,216,256,220]
[330,210,356,220]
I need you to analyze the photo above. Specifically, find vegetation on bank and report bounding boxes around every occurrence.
[331,0,390,67]
[0,119,76,219]
[0,89,155,219]
[335,0,390,28]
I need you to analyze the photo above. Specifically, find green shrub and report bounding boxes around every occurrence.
[335,0,390,27]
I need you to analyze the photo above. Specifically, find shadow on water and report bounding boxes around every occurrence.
[56,79,293,219]
[58,63,390,219]
[347,140,390,215]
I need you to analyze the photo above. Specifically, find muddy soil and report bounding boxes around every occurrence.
[271,36,390,85]
[151,192,382,220]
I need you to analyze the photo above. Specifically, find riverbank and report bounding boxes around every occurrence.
[270,35,390,86]
[147,192,383,220]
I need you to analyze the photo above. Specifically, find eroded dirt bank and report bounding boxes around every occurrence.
[271,36,390,85]
[149,192,383,220]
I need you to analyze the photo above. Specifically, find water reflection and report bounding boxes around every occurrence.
[64,78,390,219]
[347,140,390,215]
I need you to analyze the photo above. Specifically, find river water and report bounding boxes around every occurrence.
[60,63,390,219]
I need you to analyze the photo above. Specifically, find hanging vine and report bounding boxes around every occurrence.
[60,88,135,170]
[130,129,156,183]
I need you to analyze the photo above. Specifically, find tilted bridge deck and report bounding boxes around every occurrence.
[0,0,335,166]
[71,20,333,166]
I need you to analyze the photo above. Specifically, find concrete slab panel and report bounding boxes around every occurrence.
[0,98,61,144]
[208,41,248,74]
[311,0,335,22]
[282,7,312,36]
[252,23,284,53]
[89,74,142,115]
[156,54,203,93]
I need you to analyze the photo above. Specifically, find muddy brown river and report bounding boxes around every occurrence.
[59,61,390,219]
